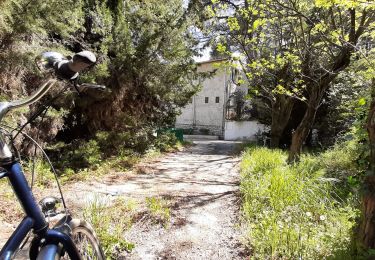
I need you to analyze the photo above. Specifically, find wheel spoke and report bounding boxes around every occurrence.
[59,224,104,260]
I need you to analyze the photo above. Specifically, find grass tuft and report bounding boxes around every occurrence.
[145,196,171,227]
[83,196,136,258]
[240,146,360,259]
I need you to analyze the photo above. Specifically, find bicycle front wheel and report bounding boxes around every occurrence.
[61,219,105,260]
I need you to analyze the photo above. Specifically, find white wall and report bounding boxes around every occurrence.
[224,121,266,141]
[176,101,194,125]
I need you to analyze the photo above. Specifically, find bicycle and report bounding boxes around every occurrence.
[0,51,106,259]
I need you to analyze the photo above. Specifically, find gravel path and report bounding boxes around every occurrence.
[121,140,245,259]
[1,140,247,259]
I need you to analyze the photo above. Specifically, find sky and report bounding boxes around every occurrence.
[182,0,213,62]
[194,47,212,62]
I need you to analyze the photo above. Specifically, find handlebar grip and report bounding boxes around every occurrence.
[39,51,96,81]
[68,51,97,73]
[58,51,96,80]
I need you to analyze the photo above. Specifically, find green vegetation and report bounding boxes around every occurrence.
[42,129,185,183]
[153,132,182,153]
[0,0,203,169]
[202,0,374,252]
[23,159,55,188]
[145,197,171,227]
[0,0,374,256]
[82,196,172,258]
[207,0,374,160]
[240,141,364,259]
[0,129,186,197]
[83,196,137,258]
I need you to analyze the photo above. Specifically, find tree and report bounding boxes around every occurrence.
[205,0,308,148]
[354,47,375,248]
[207,0,374,157]
[0,0,85,151]
[286,0,375,161]
[0,0,204,153]
[76,0,202,136]
[363,77,375,248]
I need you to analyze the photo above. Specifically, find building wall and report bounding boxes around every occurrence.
[176,60,268,140]
[176,60,229,136]
[224,121,266,141]
[175,101,194,125]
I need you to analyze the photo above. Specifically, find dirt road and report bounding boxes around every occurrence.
[72,140,245,259]
[2,140,246,259]
[120,140,244,259]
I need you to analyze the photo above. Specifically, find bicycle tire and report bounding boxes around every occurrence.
[60,219,105,260]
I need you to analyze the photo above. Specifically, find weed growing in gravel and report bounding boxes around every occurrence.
[83,196,137,258]
[240,147,359,259]
[146,197,171,227]
[23,159,55,188]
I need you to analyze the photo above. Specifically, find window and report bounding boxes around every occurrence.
[215,97,220,103]
[205,97,209,103]
[231,68,239,82]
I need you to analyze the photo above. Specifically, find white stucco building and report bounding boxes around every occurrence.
[175,59,266,140]
[176,59,229,136]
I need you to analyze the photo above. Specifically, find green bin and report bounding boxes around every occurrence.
[172,128,184,142]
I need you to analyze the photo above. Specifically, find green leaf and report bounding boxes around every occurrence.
[227,17,240,31]
[358,98,366,106]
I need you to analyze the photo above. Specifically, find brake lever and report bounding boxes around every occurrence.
[78,83,107,91]
[73,81,82,96]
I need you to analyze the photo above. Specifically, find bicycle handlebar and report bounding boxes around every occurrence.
[0,50,105,123]
[0,78,57,122]
[8,79,57,109]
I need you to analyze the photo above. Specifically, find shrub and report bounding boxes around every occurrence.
[48,139,102,171]
[153,132,178,152]
[96,130,151,155]
[300,137,368,201]
[68,140,102,169]
[240,147,359,259]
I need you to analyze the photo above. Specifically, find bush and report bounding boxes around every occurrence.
[46,139,102,171]
[299,138,366,201]
[66,140,102,169]
[240,147,359,259]
[154,132,178,152]
[96,130,151,155]
[44,128,186,182]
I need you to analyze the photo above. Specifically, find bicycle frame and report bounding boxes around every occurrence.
[0,79,81,259]
[0,61,104,259]
[0,161,81,260]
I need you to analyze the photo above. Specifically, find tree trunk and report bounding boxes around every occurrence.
[360,175,375,249]
[270,95,294,148]
[288,44,354,162]
[288,35,359,161]
[288,88,321,162]
[360,79,375,248]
